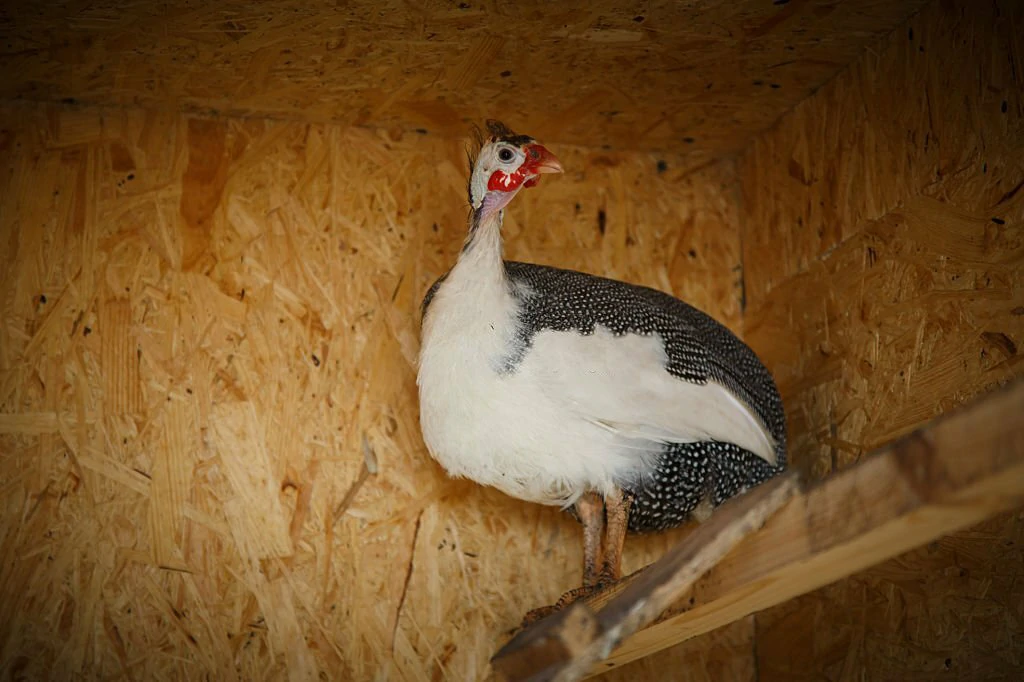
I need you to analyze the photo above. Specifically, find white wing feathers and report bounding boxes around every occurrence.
[519,325,777,466]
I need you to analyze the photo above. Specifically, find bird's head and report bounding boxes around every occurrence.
[468,120,562,217]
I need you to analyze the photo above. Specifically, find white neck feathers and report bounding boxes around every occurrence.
[457,208,506,283]
[421,207,518,371]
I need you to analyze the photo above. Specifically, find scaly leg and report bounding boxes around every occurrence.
[577,492,605,589]
[519,492,606,627]
[517,490,633,631]
[599,487,632,584]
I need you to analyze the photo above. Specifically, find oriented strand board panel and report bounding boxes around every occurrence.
[596,618,755,682]
[738,0,1024,677]
[739,0,1024,312]
[756,512,1024,680]
[0,0,928,156]
[748,195,1024,475]
[0,102,742,680]
[740,0,1024,478]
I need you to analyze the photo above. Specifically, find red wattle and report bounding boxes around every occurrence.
[488,168,527,192]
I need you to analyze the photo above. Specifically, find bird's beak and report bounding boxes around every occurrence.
[524,144,563,175]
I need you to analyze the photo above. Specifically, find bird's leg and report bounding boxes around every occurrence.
[516,491,628,630]
[599,487,632,584]
[517,492,605,627]
[577,492,605,589]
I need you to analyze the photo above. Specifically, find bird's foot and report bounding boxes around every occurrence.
[518,603,560,628]
[517,587,589,629]
[517,579,617,630]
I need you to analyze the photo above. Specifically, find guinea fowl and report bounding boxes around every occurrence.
[417,121,786,596]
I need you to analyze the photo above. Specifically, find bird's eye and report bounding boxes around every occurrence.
[497,148,515,162]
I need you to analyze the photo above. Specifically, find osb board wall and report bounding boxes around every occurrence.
[603,618,755,682]
[738,0,1023,677]
[0,0,930,156]
[740,0,1023,477]
[0,102,745,680]
[756,512,1024,680]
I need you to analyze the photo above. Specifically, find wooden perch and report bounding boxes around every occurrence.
[492,379,1024,680]
[491,473,801,681]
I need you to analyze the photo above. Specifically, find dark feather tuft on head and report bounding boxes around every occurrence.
[485,120,534,147]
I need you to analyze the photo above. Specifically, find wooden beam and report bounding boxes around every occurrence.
[494,379,1024,679]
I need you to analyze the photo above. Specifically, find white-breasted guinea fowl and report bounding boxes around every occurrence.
[417,121,786,594]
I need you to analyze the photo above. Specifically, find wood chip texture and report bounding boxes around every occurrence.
[0,0,928,156]
[738,0,1024,678]
[0,102,742,680]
